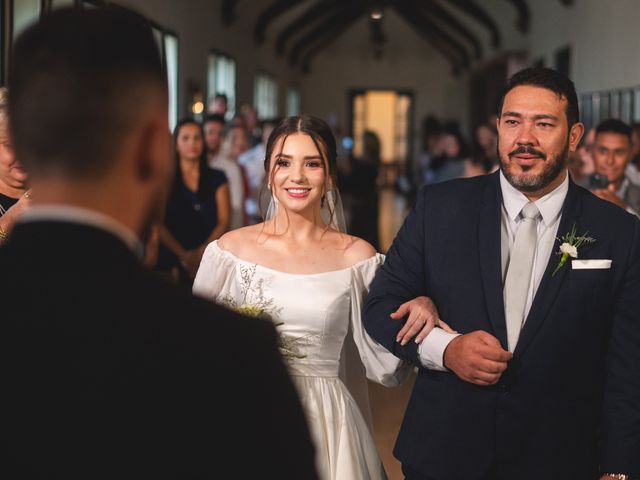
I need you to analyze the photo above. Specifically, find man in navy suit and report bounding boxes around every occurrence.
[364,67,640,480]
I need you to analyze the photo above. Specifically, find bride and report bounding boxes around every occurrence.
[193,115,433,479]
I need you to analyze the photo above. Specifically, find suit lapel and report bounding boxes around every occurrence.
[478,172,508,348]
[513,178,583,357]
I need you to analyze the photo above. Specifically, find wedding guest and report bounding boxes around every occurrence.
[2,7,317,478]
[626,122,640,186]
[207,92,228,117]
[343,129,381,251]
[591,118,640,215]
[428,126,468,184]
[203,113,225,164]
[569,128,596,188]
[211,124,249,229]
[158,118,230,283]
[240,103,261,146]
[0,87,31,244]
[464,122,499,177]
[238,117,279,223]
[193,115,444,480]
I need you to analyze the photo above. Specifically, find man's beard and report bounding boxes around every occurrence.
[499,138,569,193]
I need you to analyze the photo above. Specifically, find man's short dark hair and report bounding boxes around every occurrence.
[596,118,632,140]
[203,114,225,127]
[498,67,580,127]
[214,93,228,103]
[9,6,166,178]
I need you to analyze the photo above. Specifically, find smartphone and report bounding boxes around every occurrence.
[588,172,609,189]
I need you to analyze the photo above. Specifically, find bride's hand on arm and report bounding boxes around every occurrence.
[390,296,456,346]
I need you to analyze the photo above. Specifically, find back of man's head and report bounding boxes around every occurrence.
[595,118,632,140]
[9,7,166,179]
[499,67,579,127]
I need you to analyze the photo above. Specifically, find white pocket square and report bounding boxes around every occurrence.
[571,259,612,269]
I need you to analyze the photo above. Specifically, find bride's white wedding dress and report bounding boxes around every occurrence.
[193,241,410,480]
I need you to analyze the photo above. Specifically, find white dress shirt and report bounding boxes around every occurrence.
[238,143,266,219]
[418,171,569,370]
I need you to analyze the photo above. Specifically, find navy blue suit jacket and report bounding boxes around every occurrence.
[364,172,640,479]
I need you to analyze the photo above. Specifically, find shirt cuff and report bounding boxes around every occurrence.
[418,328,461,371]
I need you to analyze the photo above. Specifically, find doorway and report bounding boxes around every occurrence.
[348,89,413,188]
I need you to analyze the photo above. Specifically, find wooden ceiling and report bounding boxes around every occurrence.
[221,0,575,74]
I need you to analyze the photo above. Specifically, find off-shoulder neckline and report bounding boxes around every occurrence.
[210,240,382,276]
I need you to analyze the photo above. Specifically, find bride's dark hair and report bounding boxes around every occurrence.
[261,115,339,225]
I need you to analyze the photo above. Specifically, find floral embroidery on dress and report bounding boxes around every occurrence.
[220,264,317,360]
[220,264,282,320]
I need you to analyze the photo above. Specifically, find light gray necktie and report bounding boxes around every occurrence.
[504,202,540,352]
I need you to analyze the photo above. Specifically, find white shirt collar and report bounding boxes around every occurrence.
[499,169,569,227]
[20,204,143,257]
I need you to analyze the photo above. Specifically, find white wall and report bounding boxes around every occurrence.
[527,0,640,94]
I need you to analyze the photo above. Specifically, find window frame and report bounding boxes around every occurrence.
[206,48,237,121]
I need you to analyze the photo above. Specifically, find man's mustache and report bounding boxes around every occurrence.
[508,145,545,158]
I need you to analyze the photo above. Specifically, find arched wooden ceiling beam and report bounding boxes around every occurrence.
[418,0,483,59]
[221,0,238,26]
[391,5,463,75]
[392,0,471,68]
[254,0,304,44]
[505,0,530,33]
[444,0,502,49]
[275,0,344,56]
[288,4,365,66]
[300,18,365,73]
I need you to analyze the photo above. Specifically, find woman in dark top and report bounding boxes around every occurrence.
[0,87,31,244]
[158,118,230,283]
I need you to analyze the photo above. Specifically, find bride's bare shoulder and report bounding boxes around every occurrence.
[336,233,377,265]
[217,224,266,257]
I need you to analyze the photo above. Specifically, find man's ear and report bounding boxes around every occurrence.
[133,116,172,184]
[569,122,585,152]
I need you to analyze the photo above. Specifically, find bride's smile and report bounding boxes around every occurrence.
[269,132,328,215]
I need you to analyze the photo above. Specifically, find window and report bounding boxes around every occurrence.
[207,51,236,120]
[287,86,301,117]
[12,0,41,42]
[49,0,76,9]
[0,2,178,125]
[254,72,278,119]
[164,33,178,131]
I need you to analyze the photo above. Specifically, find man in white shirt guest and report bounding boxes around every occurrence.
[211,124,249,229]
[591,118,640,215]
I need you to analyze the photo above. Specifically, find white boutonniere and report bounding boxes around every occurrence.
[552,224,596,276]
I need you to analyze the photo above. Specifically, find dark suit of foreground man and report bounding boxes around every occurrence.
[364,68,640,479]
[1,8,317,479]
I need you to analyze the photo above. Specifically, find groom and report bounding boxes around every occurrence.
[364,67,640,479]
[1,7,317,478]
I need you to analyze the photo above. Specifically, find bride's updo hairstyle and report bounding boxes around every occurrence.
[262,114,339,225]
